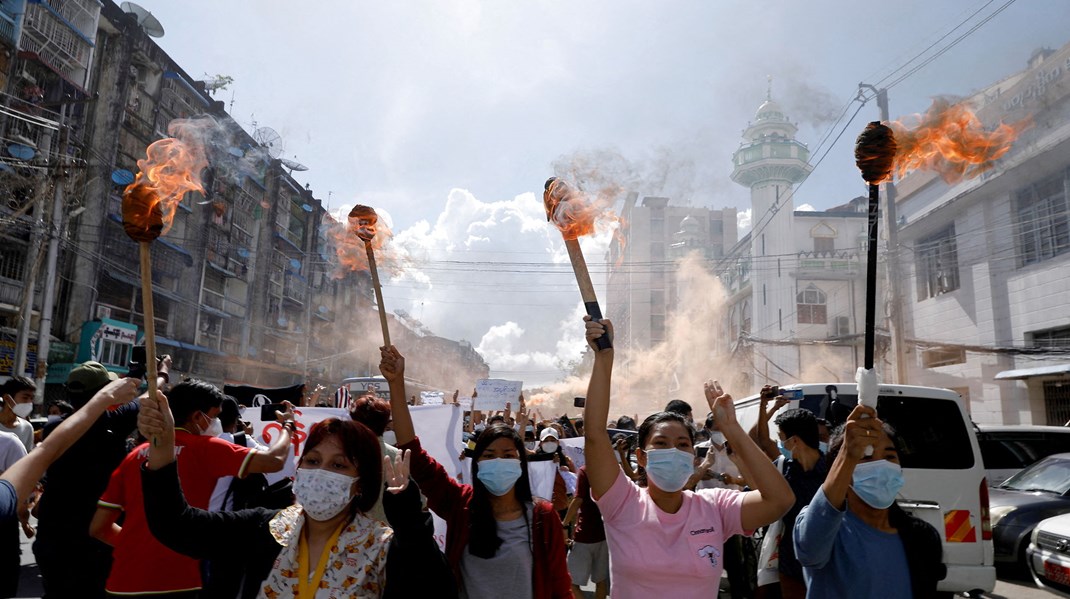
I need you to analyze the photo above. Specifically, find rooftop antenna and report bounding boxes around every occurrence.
[279,157,308,175]
[120,2,165,37]
[254,126,284,159]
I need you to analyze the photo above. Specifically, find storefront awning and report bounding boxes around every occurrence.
[156,336,227,357]
[995,364,1070,380]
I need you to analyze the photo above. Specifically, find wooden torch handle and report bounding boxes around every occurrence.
[565,238,612,350]
[365,242,392,347]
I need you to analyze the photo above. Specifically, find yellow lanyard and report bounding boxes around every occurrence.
[297,521,346,598]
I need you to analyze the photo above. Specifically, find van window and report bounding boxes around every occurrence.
[878,396,975,469]
[979,432,1070,470]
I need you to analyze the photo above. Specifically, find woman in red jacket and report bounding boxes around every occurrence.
[380,345,572,599]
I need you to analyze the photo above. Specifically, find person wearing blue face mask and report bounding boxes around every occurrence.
[770,405,828,599]
[582,317,794,599]
[794,404,945,598]
[380,345,572,599]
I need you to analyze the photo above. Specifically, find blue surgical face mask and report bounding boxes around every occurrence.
[819,441,829,454]
[851,459,905,509]
[644,448,695,493]
[477,458,522,496]
[777,438,793,461]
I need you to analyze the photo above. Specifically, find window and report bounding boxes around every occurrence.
[921,347,966,368]
[650,289,665,309]
[916,225,960,299]
[813,237,835,254]
[100,341,130,367]
[1044,382,1070,427]
[650,242,665,261]
[796,284,827,325]
[1015,172,1070,267]
[1030,326,1070,349]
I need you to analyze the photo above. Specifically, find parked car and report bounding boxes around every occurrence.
[734,383,995,595]
[1027,512,1070,596]
[977,425,1070,485]
[989,453,1070,569]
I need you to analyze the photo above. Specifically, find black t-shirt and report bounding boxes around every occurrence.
[35,402,140,544]
[779,453,829,580]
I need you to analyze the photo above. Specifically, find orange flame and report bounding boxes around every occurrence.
[889,99,1032,183]
[122,118,210,242]
[544,177,621,241]
[324,206,399,277]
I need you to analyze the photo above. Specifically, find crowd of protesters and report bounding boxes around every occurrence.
[0,315,945,598]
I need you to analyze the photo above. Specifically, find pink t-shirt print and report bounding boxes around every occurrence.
[595,469,747,599]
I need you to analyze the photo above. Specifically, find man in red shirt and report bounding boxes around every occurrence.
[90,380,294,597]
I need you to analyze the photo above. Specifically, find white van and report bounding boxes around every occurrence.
[734,383,995,595]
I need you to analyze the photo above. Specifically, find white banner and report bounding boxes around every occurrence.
[560,437,586,470]
[527,460,558,501]
[473,378,522,412]
[420,391,445,405]
[246,405,465,551]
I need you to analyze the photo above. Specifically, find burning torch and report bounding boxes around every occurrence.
[122,121,208,408]
[544,177,611,351]
[853,121,897,411]
[349,205,391,347]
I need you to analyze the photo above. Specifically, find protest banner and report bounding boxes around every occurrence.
[420,391,445,405]
[457,396,473,410]
[560,437,586,470]
[246,404,464,551]
[527,460,558,501]
[473,378,522,411]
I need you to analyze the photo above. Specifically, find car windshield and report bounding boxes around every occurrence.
[1001,457,1070,494]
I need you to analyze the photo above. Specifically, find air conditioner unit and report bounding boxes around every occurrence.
[96,305,112,320]
[834,316,850,337]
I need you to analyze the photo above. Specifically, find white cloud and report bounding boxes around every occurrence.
[378,188,608,385]
[737,208,752,233]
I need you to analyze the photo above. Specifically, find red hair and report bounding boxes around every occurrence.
[348,395,391,436]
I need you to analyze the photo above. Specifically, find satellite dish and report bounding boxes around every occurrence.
[279,158,308,173]
[277,317,288,327]
[7,144,35,160]
[318,305,329,314]
[254,127,284,158]
[237,248,250,258]
[226,147,244,158]
[120,2,165,37]
[300,203,313,213]
[111,169,135,185]
[289,258,301,270]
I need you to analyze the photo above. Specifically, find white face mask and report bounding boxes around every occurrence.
[46,414,62,425]
[12,403,33,419]
[709,431,726,446]
[201,416,224,437]
[294,468,359,521]
[382,430,397,446]
[541,441,559,454]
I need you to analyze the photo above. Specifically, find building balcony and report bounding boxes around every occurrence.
[19,0,100,91]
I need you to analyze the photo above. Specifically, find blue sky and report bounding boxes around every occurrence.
[140,0,1070,385]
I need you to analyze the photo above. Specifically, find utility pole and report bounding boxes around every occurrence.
[12,122,55,379]
[859,83,909,385]
[33,108,69,403]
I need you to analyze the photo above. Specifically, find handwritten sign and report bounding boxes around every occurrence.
[420,391,445,405]
[457,396,473,410]
[474,379,522,412]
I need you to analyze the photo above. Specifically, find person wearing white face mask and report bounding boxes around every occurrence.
[89,380,292,597]
[794,404,945,598]
[582,317,795,599]
[380,345,572,599]
[137,389,455,599]
[0,376,37,452]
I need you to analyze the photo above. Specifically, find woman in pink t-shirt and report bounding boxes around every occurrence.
[582,317,795,599]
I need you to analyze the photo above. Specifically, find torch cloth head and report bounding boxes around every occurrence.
[855,121,898,185]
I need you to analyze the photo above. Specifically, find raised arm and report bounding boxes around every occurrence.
[380,345,414,445]
[706,381,794,531]
[243,402,295,475]
[2,378,138,505]
[582,316,618,498]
